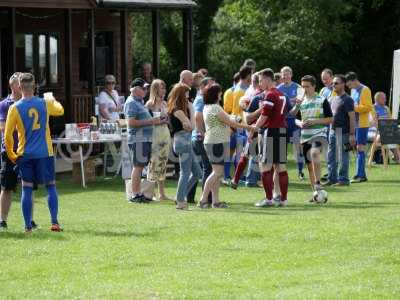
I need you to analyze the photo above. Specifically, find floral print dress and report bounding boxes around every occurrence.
[147,106,171,182]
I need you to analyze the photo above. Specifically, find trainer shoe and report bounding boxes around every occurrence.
[278,200,288,207]
[230,180,238,190]
[298,172,305,181]
[351,177,368,183]
[0,220,8,231]
[273,195,281,205]
[142,195,154,202]
[333,181,349,186]
[25,228,33,234]
[31,220,38,230]
[129,194,150,204]
[176,202,189,210]
[212,201,229,209]
[50,223,63,232]
[222,178,231,186]
[255,199,274,207]
[322,181,335,187]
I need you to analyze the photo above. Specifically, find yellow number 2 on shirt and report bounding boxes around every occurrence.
[28,108,41,131]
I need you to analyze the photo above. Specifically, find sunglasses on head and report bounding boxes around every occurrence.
[10,73,20,80]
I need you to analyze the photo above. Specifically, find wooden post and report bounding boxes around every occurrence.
[10,7,16,73]
[120,10,128,96]
[89,9,96,97]
[182,8,194,71]
[65,9,73,122]
[152,9,160,78]
[0,30,2,98]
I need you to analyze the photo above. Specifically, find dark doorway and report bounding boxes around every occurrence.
[1,28,13,98]
[95,31,114,86]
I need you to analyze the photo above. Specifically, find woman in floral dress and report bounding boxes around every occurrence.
[145,79,171,200]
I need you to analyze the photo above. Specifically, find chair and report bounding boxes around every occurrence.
[368,133,390,168]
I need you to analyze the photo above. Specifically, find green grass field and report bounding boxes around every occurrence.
[1,159,400,299]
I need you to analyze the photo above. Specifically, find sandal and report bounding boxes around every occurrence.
[212,202,229,209]
[197,201,210,209]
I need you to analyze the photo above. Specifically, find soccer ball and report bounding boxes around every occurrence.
[313,189,328,203]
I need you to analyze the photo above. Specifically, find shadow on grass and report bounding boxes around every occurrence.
[65,227,167,239]
[215,200,400,215]
[0,231,68,240]
[367,179,399,184]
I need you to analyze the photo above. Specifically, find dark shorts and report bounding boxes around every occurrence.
[0,152,18,191]
[259,128,288,164]
[302,140,323,164]
[129,142,152,167]
[204,143,230,165]
[17,156,55,185]
[356,127,369,145]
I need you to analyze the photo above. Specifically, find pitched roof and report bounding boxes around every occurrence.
[97,0,196,8]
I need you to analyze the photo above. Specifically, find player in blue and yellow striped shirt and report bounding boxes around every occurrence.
[4,73,64,233]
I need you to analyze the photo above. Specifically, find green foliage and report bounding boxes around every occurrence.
[130,12,152,78]
[208,0,354,87]
[130,11,184,88]
[208,0,400,91]
[129,0,400,93]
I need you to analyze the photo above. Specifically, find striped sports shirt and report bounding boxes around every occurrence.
[298,94,332,144]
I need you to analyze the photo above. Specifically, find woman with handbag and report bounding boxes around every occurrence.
[98,75,123,122]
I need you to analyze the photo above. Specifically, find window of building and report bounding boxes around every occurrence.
[16,33,59,87]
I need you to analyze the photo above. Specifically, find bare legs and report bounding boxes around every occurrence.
[200,164,224,205]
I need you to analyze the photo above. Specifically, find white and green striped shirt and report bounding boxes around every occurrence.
[298,94,332,143]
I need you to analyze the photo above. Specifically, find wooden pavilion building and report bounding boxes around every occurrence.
[0,0,195,132]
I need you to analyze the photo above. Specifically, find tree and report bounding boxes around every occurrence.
[208,0,354,87]
[208,0,400,93]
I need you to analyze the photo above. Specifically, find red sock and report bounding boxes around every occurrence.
[279,171,289,201]
[233,156,248,184]
[261,170,273,200]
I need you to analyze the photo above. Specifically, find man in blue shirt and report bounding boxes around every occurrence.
[5,73,64,233]
[124,78,167,203]
[277,66,305,180]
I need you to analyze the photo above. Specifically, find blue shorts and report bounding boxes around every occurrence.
[230,130,247,149]
[17,156,55,184]
[356,128,369,145]
[129,142,152,167]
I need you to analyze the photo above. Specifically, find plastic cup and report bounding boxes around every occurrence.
[43,92,54,101]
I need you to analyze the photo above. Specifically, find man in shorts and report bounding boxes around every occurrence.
[253,68,289,207]
[290,75,333,199]
[5,73,64,233]
[124,78,167,203]
[346,72,373,183]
